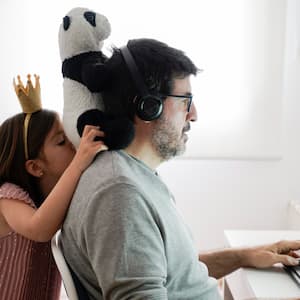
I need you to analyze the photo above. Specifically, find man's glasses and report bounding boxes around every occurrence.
[161,94,193,112]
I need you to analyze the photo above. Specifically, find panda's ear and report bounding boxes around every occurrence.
[84,11,96,27]
[82,63,112,92]
[63,16,70,30]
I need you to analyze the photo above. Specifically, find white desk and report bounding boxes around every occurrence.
[224,230,300,300]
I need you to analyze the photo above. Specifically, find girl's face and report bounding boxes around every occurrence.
[38,117,76,185]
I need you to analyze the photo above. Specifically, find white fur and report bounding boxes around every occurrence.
[58,7,111,147]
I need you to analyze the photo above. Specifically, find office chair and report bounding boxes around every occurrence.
[51,230,79,300]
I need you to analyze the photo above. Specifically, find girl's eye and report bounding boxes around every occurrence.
[57,139,66,146]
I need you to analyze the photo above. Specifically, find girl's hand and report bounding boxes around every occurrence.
[72,125,108,173]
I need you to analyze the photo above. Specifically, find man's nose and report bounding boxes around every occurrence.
[188,102,197,122]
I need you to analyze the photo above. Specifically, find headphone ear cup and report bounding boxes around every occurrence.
[136,95,163,121]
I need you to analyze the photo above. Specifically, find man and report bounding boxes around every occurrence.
[61,38,300,299]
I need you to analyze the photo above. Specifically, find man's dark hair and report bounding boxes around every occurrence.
[103,38,199,119]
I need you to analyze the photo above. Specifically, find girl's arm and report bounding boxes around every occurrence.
[0,125,107,242]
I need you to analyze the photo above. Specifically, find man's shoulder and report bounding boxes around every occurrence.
[87,150,134,177]
[74,149,162,209]
[79,150,138,190]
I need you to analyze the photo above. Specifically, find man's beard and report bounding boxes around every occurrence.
[151,115,190,161]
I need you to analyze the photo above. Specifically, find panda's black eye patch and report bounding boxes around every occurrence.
[63,16,70,30]
[84,11,96,27]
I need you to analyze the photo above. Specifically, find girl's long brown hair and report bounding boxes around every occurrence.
[0,110,56,207]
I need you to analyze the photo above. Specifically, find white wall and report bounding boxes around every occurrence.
[158,0,300,250]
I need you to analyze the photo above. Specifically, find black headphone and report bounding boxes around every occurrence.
[120,46,163,121]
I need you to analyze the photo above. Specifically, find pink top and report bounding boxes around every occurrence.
[0,182,61,300]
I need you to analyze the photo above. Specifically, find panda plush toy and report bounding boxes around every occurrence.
[59,7,134,149]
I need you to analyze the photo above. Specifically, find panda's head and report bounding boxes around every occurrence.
[58,7,111,60]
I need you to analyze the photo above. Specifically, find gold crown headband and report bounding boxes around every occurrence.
[13,74,42,160]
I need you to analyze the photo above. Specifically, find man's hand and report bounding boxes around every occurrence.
[242,240,300,268]
[200,240,300,279]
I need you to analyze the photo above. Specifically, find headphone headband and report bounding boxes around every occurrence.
[120,46,148,97]
[120,45,163,121]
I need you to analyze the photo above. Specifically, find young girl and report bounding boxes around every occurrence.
[0,74,107,299]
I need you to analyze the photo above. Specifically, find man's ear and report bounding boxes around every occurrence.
[25,159,44,178]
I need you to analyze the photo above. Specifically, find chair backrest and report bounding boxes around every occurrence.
[51,230,79,300]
